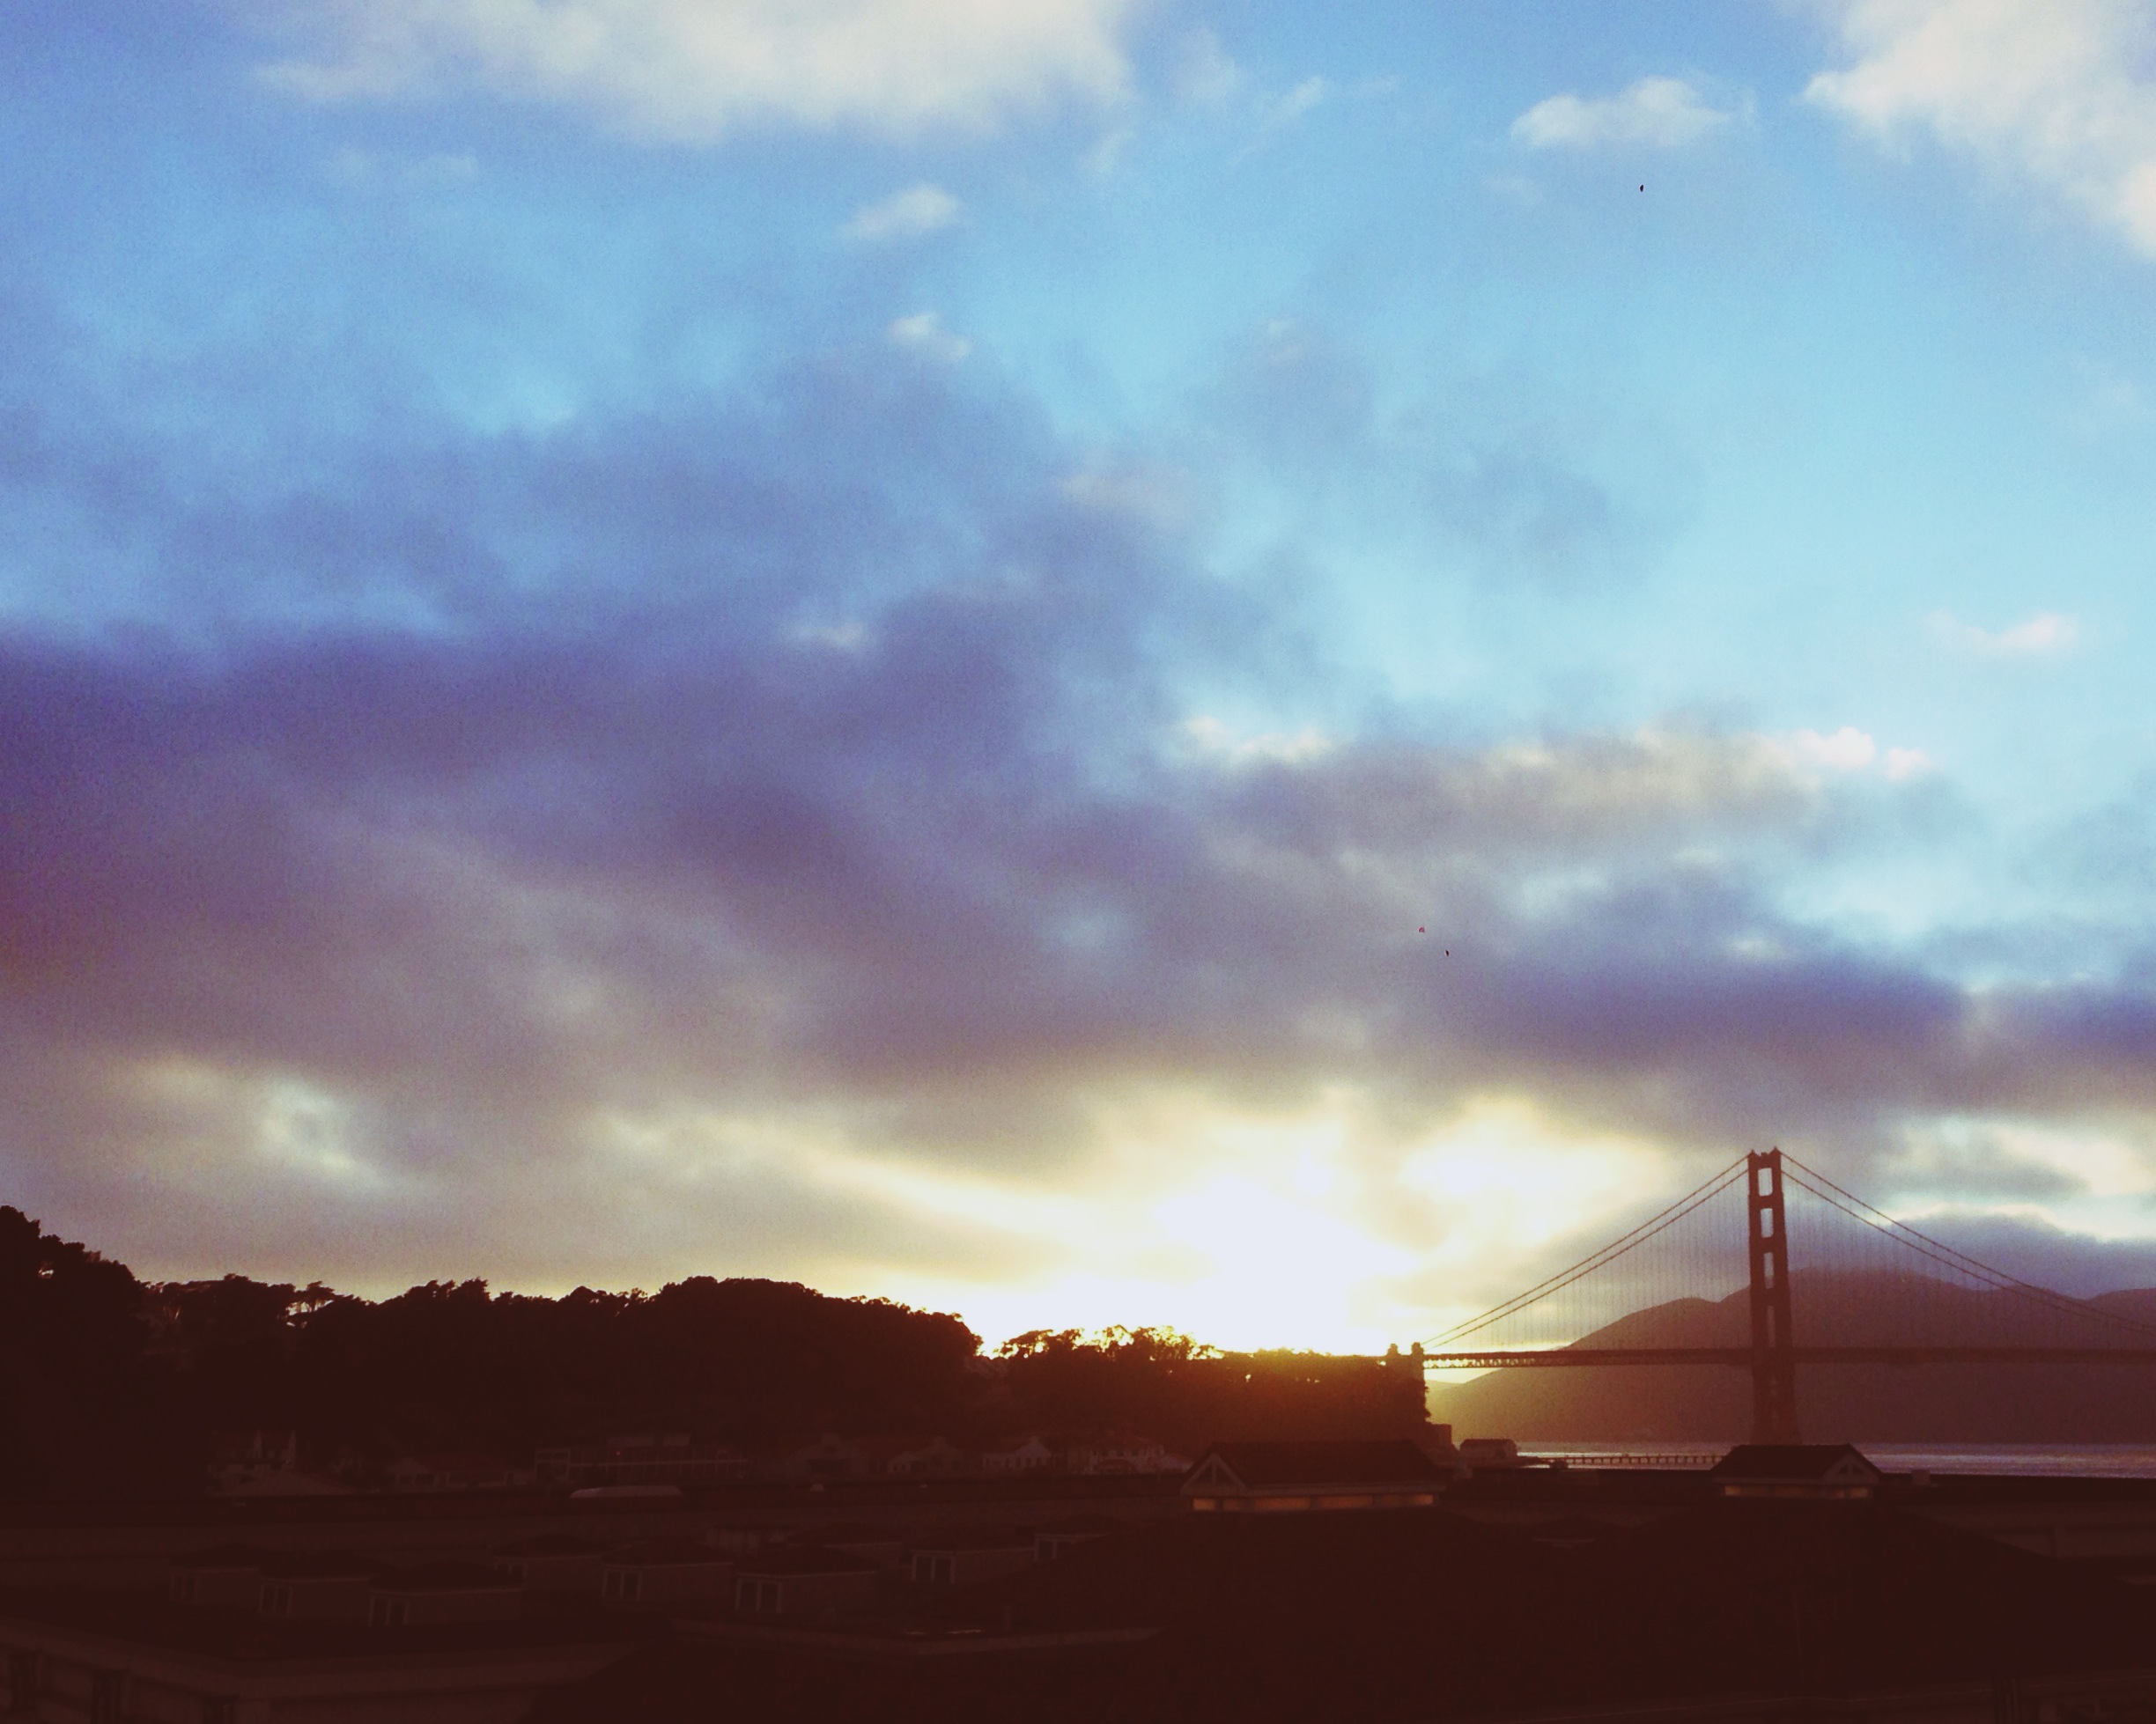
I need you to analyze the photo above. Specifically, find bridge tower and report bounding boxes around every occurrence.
[1747,1148,1800,1443]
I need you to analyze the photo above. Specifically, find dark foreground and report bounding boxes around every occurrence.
[534,1499,2156,1723]
[11,1474,2156,1722]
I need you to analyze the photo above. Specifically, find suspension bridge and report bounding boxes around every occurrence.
[1419,1149,2156,1444]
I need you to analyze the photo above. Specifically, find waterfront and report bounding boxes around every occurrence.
[1524,1442,2156,1477]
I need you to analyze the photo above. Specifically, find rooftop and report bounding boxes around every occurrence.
[1184,1440,1449,1490]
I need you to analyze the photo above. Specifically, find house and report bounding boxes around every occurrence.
[209,1431,350,1498]
[731,1546,882,1620]
[781,1434,882,1479]
[369,1561,524,1627]
[536,1435,749,1490]
[979,1435,1059,1475]
[386,1452,530,1493]
[598,1540,735,1612]
[1180,1440,1447,1513]
[1034,1516,1118,1563]
[886,1436,973,1478]
[491,1533,603,1596]
[1709,1444,1882,1500]
[255,1552,378,1621]
[908,1529,1034,1588]
[1074,1433,1185,1476]
[784,1523,907,1572]
[166,1547,270,1610]
[709,1522,791,1558]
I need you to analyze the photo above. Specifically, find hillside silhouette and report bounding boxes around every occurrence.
[0,1207,1425,1499]
[1433,1268,2156,1442]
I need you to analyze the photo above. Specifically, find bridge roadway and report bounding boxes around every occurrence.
[1421,1346,2156,1370]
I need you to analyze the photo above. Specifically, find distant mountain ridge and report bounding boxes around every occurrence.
[1430,1270,2156,1443]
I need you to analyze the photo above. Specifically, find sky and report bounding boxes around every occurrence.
[6,0,2156,1353]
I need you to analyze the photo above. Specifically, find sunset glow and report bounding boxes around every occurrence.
[8,1,2156,1349]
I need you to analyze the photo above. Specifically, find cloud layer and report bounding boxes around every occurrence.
[239,0,1141,139]
[5,324,2156,1327]
[6,4,2156,1343]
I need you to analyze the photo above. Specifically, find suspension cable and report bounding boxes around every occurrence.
[1782,1155,2156,1341]
[1428,1154,1749,1347]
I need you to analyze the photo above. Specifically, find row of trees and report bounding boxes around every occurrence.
[0,1206,1428,1499]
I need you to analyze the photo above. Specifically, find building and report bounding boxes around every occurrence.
[534,1436,749,1491]
[0,1602,638,1723]
[707,1522,790,1558]
[731,1546,882,1620]
[385,1453,533,1494]
[1181,1440,1447,1513]
[597,1541,735,1613]
[978,1436,1059,1475]
[1709,1444,1882,1500]
[490,1533,603,1597]
[255,1552,377,1622]
[1074,1433,1185,1476]
[885,1436,973,1478]
[368,1561,524,1627]
[908,1529,1035,1588]
[782,1523,907,1572]
[166,1546,272,1610]
[779,1434,882,1479]
[1034,1516,1119,1563]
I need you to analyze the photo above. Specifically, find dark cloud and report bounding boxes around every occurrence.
[4,336,2155,1299]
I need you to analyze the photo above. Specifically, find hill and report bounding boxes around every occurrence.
[1430,1269,2156,1442]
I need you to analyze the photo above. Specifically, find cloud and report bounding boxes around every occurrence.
[1807,0,2156,256]
[1266,76,1332,129]
[885,311,971,364]
[845,182,964,243]
[1777,726,1932,781]
[1511,76,1739,151]
[4,313,2154,1328]
[1928,609,2082,658]
[1171,26,1242,107]
[239,0,1141,141]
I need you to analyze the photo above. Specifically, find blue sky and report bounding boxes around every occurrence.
[5,0,2156,1351]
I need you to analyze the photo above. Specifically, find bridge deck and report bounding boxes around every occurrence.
[1421,1347,2156,1369]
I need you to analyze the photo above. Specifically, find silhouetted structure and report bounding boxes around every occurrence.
[1746,1150,1798,1442]
[1179,1441,1447,1514]
[1423,1147,2156,1442]
[1709,1443,1880,1499]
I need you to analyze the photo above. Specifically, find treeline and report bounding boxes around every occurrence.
[0,1207,1426,1499]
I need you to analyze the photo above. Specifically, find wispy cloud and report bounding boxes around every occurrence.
[1808,0,2156,258]
[1266,75,1332,129]
[846,183,964,243]
[241,0,1141,141]
[1929,609,2082,658]
[1511,76,1739,151]
[885,311,971,364]
[1171,26,1243,107]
